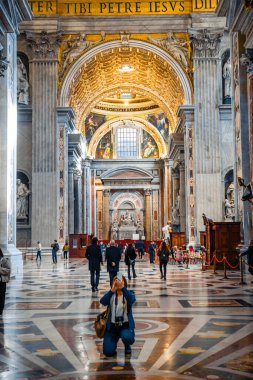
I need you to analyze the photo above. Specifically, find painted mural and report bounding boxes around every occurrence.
[142,130,159,158]
[96,131,112,159]
[84,112,107,143]
[146,112,169,142]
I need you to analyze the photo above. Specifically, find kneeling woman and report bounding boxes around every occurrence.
[100,273,135,356]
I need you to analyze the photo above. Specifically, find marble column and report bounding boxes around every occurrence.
[179,162,186,232]
[172,170,179,209]
[68,166,75,235]
[144,189,152,240]
[241,48,253,236]
[0,34,18,253]
[178,106,196,245]
[74,170,82,234]
[83,159,91,234]
[190,29,223,241]
[163,159,170,226]
[27,31,62,246]
[103,190,110,240]
[232,33,251,243]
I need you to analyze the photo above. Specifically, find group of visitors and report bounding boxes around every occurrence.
[35,240,69,263]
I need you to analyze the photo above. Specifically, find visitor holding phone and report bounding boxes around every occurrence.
[100,272,136,357]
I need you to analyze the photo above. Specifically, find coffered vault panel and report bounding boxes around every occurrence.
[66,45,186,131]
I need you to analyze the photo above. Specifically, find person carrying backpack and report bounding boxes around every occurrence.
[51,240,59,264]
[158,241,170,280]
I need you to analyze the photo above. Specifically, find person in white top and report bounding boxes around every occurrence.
[36,241,42,261]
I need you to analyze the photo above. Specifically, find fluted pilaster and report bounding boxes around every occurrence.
[27,31,61,245]
[83,159,91,234]
[103,190,110,240]
[144,189,152,240]
[179,162,186,232]
[190,29,223,238]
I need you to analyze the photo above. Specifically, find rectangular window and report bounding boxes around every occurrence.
[117,128,137,158]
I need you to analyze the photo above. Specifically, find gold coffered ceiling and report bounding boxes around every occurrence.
[67,46,185,131]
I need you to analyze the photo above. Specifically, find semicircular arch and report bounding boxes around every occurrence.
[78,83,175,131]
[60,39,193,106]
[87,116,167,158]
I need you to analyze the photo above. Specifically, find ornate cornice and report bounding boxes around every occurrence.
[240,48,253,76]
[26,31,62,61]
[190,29,223,59]
[0,43,8,78]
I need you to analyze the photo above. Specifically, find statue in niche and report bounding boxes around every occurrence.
[225,199,234,220]
[225,183,235,220]
[17,57,29,105]
[120,210,135,226]
[148,32,188,67]
[60,32,105,77]
[111,218,119,239]
[16,179,30,219]
[172,206,180,225]
[226,183,235,204]
[223,57,231,102]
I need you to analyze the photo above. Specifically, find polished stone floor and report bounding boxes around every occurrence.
[1,255,253,380]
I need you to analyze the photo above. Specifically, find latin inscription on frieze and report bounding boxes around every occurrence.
[28,0,218,16]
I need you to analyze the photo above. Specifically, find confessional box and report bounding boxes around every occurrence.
[69,234,89,258]
[169,232,186,248]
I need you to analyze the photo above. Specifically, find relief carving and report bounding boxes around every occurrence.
[59,32,105,78]
[148,32,189,67]
[17,57,29,105]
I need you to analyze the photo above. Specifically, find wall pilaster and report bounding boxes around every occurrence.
[0,34,17,251]
[83,158,91,234]
[144,189,152,240]
[103,190,110,240]
[190,29,223,240]
[179,162,186,232]
[27,31,61,245]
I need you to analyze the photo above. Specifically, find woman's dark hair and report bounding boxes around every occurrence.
[126,244,134,254]
[0,248,3,258]
[159,241,169,252]
[92,236,98,244]
[113,274,128,288]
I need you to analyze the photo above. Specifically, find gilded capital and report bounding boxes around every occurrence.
[26,30,62,61]
[190,29,223,59]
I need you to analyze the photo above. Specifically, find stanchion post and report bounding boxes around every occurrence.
[202,254,206,271]
[239,256,247,285]
[222,252,229,279]
[213,254,218,275]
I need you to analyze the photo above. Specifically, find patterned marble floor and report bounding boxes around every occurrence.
[1,256,253,380]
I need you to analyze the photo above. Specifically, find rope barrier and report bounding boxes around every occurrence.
[224,258,240,269]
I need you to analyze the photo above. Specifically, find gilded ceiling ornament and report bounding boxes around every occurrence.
[26,30,62,60]
[148,33,189,68]
[120,32,130,45]
[189,29,223,59]
[59,31,105,78]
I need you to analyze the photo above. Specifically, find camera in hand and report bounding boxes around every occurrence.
[115,316,124,327]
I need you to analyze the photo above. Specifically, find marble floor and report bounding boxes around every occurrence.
[1,256,253,380]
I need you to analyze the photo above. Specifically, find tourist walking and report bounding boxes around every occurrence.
[62,241,69,260]
[240,240,253,282]
[136,239,145,259]
[36,241,42,261]
[125,243,137,280]
[51,240,59,264]
[158,241,170,280]
[148,241,156,264]
[0,248,11,315]
[105,240,122,286]
[86,236,103,291]
[100,272,135,357]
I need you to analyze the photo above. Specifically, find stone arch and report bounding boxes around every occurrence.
[60,39,193,106]
[87,116,167,158]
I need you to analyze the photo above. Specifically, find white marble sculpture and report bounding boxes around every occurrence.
[16,179,30,218]
[225,199,234,220]
[149,32,188,67]
[17,57,29,104]
[172,206,180,225]
[223,57,231,99]
[111,218,119,239]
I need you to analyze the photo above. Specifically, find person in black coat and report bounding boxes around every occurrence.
[125,243,137,280]
[240,239,253,281]
[105,240,121,286]
[86,236,103,292]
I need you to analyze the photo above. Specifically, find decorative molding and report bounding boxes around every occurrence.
[26,30,62,61]
[0,43,8,78]
[190,29,223,59]
[240,48,253,76]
